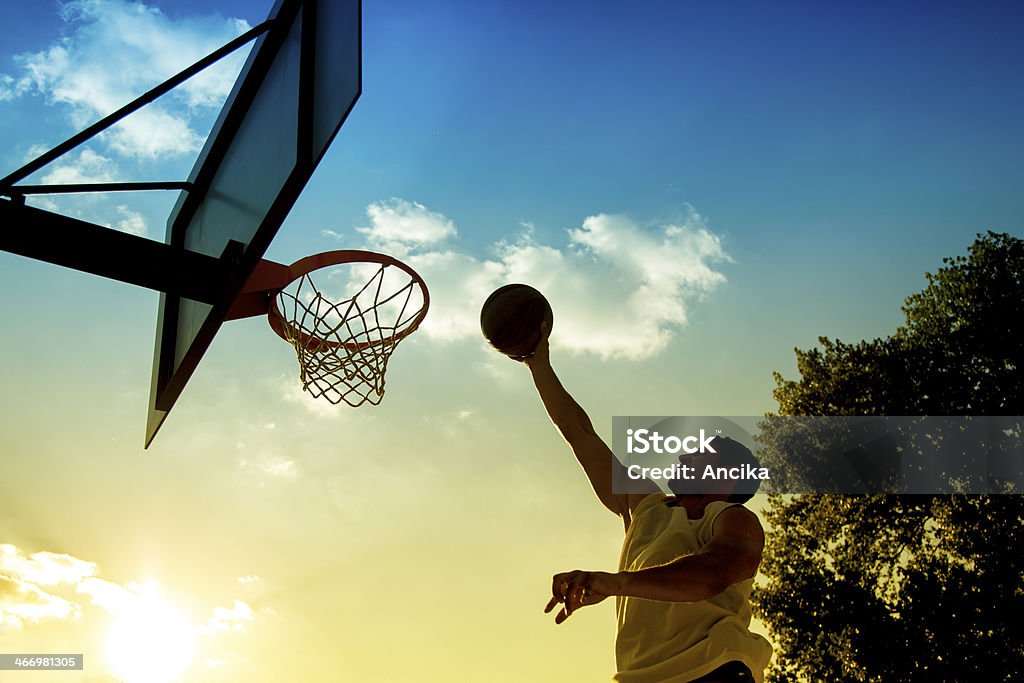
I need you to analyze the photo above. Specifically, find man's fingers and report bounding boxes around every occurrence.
[549,570,596,624]
[551,571,577,600]
[548,571,576,624]
[564,574,588,615]
[544,596,559,614]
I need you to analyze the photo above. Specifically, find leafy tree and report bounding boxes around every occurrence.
[753,232,1024,682]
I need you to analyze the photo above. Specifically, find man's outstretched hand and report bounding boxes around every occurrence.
[545,570,620,624]
[522,321,551,367]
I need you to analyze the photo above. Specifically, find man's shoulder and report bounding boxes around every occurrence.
[708,503,764,547]
[623,492,673,530]
[632,492,673,513]
[706,500,758,525]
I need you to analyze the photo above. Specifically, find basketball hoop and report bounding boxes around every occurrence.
[258,250,429,407]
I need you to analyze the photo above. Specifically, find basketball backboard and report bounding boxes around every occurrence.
[0,0,361,447]
[148,0,361,446]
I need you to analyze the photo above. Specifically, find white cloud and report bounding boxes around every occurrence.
[232,422,303,479]
[21,149,151,236]
[259,456,299,479]
[23,143,52,161]
[1,575,82,630]
[108,109,206,158]
[280,376,346,418]
[358,198,458,255]
[0,74,15,101]
[330,200,732,360]
[403,249,506,342]
[0,545,101,630]
[39,148,118,185]
[0,544,97,585]
[7,0,250,160]
[75,576,136,614]
[200,599,253,634]
[114,204,148,236]
[1,543,260,646]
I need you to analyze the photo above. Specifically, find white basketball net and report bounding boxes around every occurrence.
[272,261,427,406]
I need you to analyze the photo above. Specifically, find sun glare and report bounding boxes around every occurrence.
[106,595,196,683]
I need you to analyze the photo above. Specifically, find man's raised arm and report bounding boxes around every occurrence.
[524,325,651,519]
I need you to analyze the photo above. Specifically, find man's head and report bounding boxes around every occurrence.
[668,436,761,504]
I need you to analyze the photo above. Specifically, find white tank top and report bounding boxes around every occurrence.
[614,495,773,682]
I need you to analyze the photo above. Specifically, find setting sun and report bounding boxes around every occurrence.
[105,596,196,683]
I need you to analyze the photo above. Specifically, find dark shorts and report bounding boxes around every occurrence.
[689,661,754,683]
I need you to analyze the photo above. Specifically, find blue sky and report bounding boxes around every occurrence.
[1,1,1022,681]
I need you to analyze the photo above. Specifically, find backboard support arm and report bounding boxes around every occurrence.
[0,20,274,193]
[7,182,193,196]
[0,199,245,304]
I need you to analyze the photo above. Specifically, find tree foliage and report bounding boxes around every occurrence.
[753,232,1024,682]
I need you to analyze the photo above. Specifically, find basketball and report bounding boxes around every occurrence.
[480,284,554,359]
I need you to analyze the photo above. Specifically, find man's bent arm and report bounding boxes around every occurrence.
[546,506,765,623]
[616,506,764,601]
